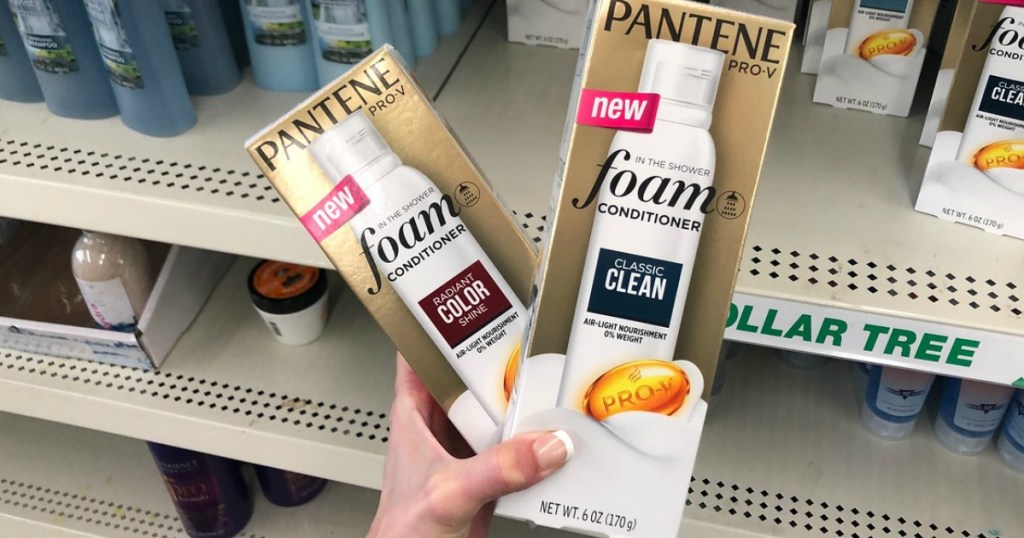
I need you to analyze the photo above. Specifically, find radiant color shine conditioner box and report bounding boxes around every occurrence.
[497,1,793,536]
[917,1,1024,240]
[813,0,940,116]
[245,47,537,451]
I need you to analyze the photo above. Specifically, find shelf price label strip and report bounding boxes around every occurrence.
[726,292,1024,388]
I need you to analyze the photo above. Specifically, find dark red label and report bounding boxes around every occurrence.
[417,261,512,348]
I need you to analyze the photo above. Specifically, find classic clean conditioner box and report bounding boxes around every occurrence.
[498,1,794,536]
[245,47,537,452]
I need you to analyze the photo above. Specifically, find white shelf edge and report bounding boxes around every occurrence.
[0,0,497,271]
[2,344,1019,538]
[0,378,386,491]
[726,291,1024,388]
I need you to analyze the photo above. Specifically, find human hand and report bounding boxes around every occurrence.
[368,353,572,538]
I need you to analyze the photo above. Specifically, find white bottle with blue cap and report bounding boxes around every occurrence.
[861,365,935,440]
[308,111,527,424]
[557,39,724,410]
[997,390,1024,473]
[934,378,1015,456]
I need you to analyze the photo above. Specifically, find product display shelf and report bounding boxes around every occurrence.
[0,411,559,538]
[1,347,1019,538]
[0,0,495,270]
[0,256,396,491]
[436,7,1024,388]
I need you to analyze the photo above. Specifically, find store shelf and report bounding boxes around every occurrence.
[436,8,1024,387]
[2,346,1019,538]
[0,411,564,538]
[1,3,1022,536]
[0,413,761,538]
[0,256,396,491]
[5,0,1020,386]
[0,0,495,270]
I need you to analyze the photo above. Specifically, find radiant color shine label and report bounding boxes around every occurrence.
[418,261,514,348]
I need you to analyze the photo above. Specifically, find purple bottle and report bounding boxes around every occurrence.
[253,465,327,507]
[147,443,254,538]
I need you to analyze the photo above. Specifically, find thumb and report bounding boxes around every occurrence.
[444,431,573,518]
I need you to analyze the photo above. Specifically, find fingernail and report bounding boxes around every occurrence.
[533,430,573,472]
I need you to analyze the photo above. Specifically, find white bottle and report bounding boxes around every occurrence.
[556,40,723,412]
[71,231,155,333]
[844,0,916,55]
[955,5,1024,187]
[997,390,1024,473]
[861,365,934,440]
[934,378,1015,455]
[308,111,525,423]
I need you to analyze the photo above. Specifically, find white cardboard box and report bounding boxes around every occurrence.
[507,0,589,49]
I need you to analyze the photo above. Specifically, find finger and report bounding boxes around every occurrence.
[393,353,439,412]
[439,431,573,520]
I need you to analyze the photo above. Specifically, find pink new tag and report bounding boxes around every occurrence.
[300,175,370,243]
[575,89,660,133]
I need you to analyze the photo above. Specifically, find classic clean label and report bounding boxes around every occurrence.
[978,75,1024,121]
[587,249,681,328]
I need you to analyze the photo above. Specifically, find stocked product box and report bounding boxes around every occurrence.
[497,1,794,535]
[813,0,941,116]
[921,0,976,147]
[802,0,833,73]
[507,0,590,49]
[710,0,801,21]
[245,48,537,452]
[0,224,232,370]
[917,1,1024,239]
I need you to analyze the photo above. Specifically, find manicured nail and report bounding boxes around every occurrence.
[533,430,573,472]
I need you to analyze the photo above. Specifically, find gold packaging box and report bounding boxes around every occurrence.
[245,48,538,450]
[498,1,794,535]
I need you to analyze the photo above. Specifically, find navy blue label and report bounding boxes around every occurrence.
[586,249,681,328]
[979,75,1024,122]
[859,0,909,12]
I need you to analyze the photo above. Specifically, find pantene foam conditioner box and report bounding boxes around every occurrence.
[497,1,793,536]
[245,48,537,452]
[917,1,1024,240]
[813,0,940,116]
